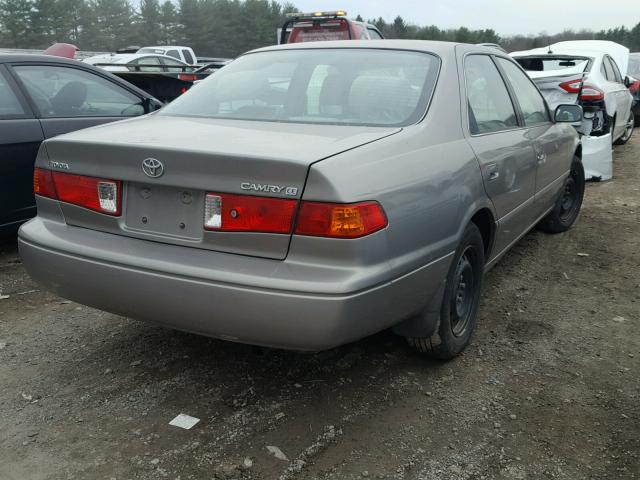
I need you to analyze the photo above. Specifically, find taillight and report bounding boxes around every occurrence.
[559,79,582,93]
[579,85,605,102]
[204,192,297,233]
[178,74,198,82]
[33,169,121,216]
[630,80,640,93]
[33,167,56,198]
[294,201,387,238]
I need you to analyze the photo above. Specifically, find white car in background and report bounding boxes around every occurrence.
[511,40,634,145]
[136,46,197,65]
[84,53,191,73]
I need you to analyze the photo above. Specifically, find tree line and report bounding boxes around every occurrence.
[1,0,639,58]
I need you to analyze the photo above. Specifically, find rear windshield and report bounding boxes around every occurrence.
[161,49,440,127]
[515,56,591,73]
[289,19,350,43]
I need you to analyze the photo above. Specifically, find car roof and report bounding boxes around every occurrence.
[0,53,89,64]
[141,46,191,50]
[250,39,478,56]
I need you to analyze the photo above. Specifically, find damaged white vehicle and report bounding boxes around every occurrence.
[511,41,634,145]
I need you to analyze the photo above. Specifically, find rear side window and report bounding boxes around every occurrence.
[0,71,26,118]
[13,65,145,118]
[606,57,623,83]
[367,28,383,40]
[134,56,162,72]
[166,50,180,59]
[496,58,549,126]
[464,55,518,134]
[182,49,194,64]
[601,57,614,82]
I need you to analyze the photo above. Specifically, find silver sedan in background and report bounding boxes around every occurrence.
[19,40,584,359]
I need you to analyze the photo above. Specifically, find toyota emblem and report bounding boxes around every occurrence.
[142,158,164,178]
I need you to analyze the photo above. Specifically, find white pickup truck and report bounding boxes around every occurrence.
[137,46,197,65]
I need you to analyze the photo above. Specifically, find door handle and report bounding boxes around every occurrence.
[537,153,546,164]
[486,163,499,181]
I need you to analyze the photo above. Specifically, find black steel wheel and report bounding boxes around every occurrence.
[538,157,585,234]
[407,222,485,360]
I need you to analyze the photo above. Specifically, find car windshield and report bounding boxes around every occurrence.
[161,49,440,127]
[515,56,591,73]
[629,55,640,77]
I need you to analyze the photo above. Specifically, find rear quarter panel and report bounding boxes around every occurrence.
[295,51,493,282]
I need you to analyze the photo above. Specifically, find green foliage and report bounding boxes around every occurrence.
[0,1,638,59]
[0,0,33,47]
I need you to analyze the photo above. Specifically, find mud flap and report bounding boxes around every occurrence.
[392,281,445,338]
[582,133,613,181]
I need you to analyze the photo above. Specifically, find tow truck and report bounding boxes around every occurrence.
[278,10,384,44]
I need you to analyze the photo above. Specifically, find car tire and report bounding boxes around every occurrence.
[613,111,634,145]
[538,157,585,234]
[406,223,485,360]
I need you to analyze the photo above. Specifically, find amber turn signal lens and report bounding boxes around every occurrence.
[294,201,387,238]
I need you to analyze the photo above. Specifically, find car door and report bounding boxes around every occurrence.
[604,56,634,137]
[494,57,575,218]
[9,63,147,138]
[461,53,538,256]
[0,65,44,230]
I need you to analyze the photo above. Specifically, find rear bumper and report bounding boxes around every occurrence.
[18,218,452,351]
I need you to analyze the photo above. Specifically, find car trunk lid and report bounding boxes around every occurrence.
[43,114,400,259]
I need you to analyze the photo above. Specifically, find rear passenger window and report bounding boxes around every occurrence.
[367,28,383,40]
[182,50,194,64]
[602,58,614,82]
[14,65,145,118]
[464,55,518,134]
[496,58,549,126]
[606,57,623,83]
[0,71,26,118]
[166,50,180,59]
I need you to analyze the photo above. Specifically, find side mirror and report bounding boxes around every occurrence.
[624,76,632,88]
[143,97,163,113]
[554,104,583,124]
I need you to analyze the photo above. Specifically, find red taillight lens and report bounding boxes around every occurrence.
[294,201,387,238]
[579,85,605,102]
[204,193,297,233]
[630,80,640,93]
[178,74,198,82]
[559,79,582,93]
[33,169,121,216]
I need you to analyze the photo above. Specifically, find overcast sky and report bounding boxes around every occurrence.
[291,0,637,36]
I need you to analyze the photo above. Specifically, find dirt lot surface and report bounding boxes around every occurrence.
[1,135,639,480]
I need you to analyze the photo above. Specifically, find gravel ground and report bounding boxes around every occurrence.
[1,135,638,480]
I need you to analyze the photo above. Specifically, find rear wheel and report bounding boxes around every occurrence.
[614,111,634,145]
[406,223,484,360]
[538,157,584,233]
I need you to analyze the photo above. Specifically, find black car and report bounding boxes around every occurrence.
[0,54,162,234]
[629,53,640,126]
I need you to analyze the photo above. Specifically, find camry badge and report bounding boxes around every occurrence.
[142,158,164,178]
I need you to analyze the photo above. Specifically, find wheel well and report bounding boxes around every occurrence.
[470,209,495,259]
